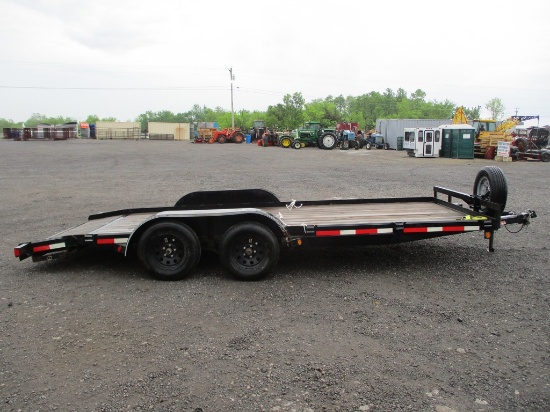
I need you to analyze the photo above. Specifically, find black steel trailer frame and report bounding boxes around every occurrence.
[14,167,536,281]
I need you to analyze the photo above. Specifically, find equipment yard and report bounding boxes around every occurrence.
[1,139,548,411]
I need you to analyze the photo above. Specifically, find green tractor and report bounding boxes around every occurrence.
[279,122,337,150]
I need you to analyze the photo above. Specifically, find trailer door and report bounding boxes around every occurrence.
[423,130,434,157]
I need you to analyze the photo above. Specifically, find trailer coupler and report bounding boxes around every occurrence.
[485,209,537,252]
[501,209,537,225]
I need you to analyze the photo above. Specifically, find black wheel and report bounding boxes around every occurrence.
[219,222,279,281]
[365,142,372,150]
[292,140,302,149]
[320,132,337,150]
[217,135,227,144]
[137,221,201,281]
[354,140,360,150]
[384,143,389,150]
[541,151,550,162]
[515,137,528,152]
[473,166,508,215]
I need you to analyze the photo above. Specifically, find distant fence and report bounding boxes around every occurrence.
[96,127,141,140]
[148,134,175,140]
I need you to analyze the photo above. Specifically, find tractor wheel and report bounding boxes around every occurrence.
[280,137,292,148]
[320,132,337,150]
[515,137,528,152]
[365,142,372,150]
[354,141,360,150]
[541,151,550,162]
[219,222,280,281]
[384,143,390,150]
[137,221,201,281]
[473,166,508,216]
[232,132,244,143]
[217,135,227,144]
[292,140,302,149]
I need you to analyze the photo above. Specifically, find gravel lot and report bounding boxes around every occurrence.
[1,139,548,411]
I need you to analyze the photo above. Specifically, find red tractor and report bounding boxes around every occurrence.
[208,128,245,144]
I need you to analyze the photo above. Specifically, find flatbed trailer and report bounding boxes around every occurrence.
[14,167,536,281]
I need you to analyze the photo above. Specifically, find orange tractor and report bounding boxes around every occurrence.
[208,128,245,144]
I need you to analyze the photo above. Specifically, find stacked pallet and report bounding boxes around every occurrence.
[474,132,514,157]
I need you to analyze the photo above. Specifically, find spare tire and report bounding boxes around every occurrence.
[473,166,508,215]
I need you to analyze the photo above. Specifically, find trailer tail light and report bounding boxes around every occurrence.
[14,247,21,257]
[485,231,492,239]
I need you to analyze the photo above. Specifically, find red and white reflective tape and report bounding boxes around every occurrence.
[96,238,128,245]
[316,228,393,237]
[403,226,479,233]
[33,242,66,253]
[316,225,480,237]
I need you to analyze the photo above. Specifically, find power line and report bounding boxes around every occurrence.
[0,85,227,91]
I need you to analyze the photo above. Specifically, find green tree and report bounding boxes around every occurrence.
[0,118,22,129]
[24,113,76,127]
[282,92,305,130]
[485,98,505,120]
[265,104,286,130]
[462,106,481,121]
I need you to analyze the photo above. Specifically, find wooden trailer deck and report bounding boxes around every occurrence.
[263,201,468,227]
[47,213,157,239]
[47,201,470,241]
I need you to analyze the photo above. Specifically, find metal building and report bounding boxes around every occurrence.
[376,119,452,149]
[148,122,191,141]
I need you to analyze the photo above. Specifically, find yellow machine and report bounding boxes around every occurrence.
[473,118,519,157]
[452,106,469,124]
[451,107,518,157]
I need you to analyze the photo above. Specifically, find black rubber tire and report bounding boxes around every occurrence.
[219,222,279,281]
[320,132,337,150]
[515,137,528,152]
[232,132,244,143]
[317,137,326,149]
[473,166,508,215]
[293,140,302,149]
[137,221,201,281]
[217,135,227,144]
[384,143,389,150]
[541,151,550,162]
[365,142,372,150]
[354,141,360,150]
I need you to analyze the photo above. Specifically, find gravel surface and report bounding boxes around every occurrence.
[1,139,548,411]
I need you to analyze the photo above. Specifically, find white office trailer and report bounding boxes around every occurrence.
[376,119,451,149]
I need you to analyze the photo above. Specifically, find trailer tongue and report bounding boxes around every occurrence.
[14,167,536,281]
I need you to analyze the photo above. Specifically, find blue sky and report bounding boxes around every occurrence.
[1,0,549,126]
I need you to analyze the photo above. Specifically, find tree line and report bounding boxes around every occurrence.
[2,88,502,133]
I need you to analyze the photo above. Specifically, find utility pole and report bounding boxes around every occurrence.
[229,67,235,129]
